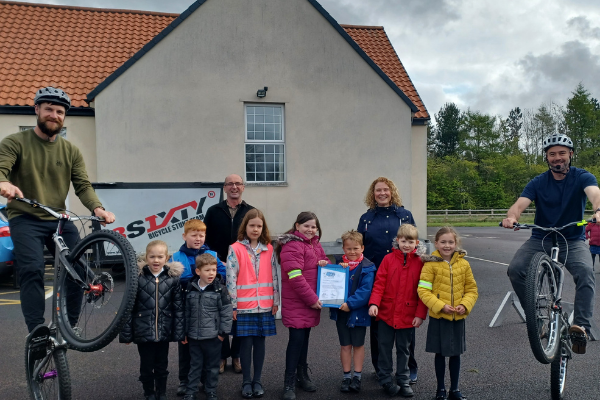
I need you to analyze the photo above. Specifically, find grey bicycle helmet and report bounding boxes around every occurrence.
[542,133,573,152]
[34,87,71,111]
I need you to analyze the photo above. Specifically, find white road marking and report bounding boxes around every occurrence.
[465,256,509,266]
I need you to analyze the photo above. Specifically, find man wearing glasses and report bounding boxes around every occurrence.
[204,174,254,375]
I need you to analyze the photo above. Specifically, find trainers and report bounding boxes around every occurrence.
[436,389,447,399]
[233,358,242,373]
[448,389,466,400]
[349,376,361,392]
[219,359,226,374]
[382,382,400,397]
[399,385,414,398]
[340,378,351,392]
[569,325,588,354]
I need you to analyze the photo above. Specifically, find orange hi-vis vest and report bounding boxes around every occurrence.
[232,242,274,311]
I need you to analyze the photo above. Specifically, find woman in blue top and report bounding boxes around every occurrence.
[357,177,418,381]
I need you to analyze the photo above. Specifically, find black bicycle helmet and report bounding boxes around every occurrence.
[34,87,71,111]
[542,133,573,152]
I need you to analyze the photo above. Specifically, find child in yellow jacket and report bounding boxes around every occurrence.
[418,227,478,400]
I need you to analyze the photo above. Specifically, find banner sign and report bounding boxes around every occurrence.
[92,182,223,255]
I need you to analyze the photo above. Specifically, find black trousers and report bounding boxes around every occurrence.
[370,317,418,374]
[377,321,413,386]
[10,214,80,332]
[187,337,221,395]
[137,341,170,394]
[284,327,311,378]
[221,320,241,359]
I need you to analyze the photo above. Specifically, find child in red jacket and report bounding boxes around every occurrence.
[585,223,600,268]
[368,224,427,398]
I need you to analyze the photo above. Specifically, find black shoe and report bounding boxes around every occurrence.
[241,382,253,399]
[144,394,157,400]
[382,382,400,397]
[569,325,588,354]
[282,386,295,400]
[399,385,414,398]
[26,325,51,361]
[252,382,265,398]
[283,373,296,400]
[436,389,447,400]
[206,392,218,400]
[296,364,317,392]
[448,390,466,400]
[156,393,167,400]
[181,395,196,400]
[340,378,351,392]
[409,369,418,384]
[349,376,361,392]
[177,383,187,397]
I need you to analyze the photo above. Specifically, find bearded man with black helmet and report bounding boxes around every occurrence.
[0,87,115,332]
[502,133,600,354]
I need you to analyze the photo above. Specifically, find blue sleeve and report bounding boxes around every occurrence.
[346,270,375,310]
[206,250,227,282]
[580,170,598,190]
[521,177,538,201]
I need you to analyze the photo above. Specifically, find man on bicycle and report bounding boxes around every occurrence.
[0,87,115,333]
[502,133,600,354]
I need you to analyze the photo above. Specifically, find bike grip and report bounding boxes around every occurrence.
[498,222,502,227]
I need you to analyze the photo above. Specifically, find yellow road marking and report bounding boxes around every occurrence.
[0,286,52,306]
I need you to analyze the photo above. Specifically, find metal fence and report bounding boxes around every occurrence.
[428,208,535,217]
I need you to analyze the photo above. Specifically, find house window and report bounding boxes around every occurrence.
[245,105,285,183]
[20,126,67,138]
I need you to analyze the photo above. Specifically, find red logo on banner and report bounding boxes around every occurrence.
[208,191,216,198]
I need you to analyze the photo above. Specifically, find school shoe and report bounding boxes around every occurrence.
[282,373,296,400]
[176,383,187,397]
[219,359,226,374]
[340,378,351,392]
[569,325,588,354]
[296,363,317,392]
[144,395,157,400]
[241,382,253,399]
[181,395,196,400]
[155,377,167,400]
[382,382,400,397]
[448,390,466,400]
[252,382,265,398]
[349,376,361,392]
[398,384,414,398]
[233,358,242,373]
[206,392,218,400]
[436,389,447,399]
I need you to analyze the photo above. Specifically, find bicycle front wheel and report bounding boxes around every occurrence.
[25,346,71,400]
[57,229,138,352]
[550,341,569,400]
[524,252,561,364]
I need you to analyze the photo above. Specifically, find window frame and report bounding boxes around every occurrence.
[244,103,286,184]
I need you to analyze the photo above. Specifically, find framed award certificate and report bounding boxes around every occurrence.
[316,264,349,308]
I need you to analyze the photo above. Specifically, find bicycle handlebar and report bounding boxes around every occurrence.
[15,197,105,222]
[498,218,596,231]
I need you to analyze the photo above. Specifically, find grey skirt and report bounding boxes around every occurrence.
[425,317,466,357]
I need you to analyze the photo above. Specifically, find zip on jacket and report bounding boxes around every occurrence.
[155,276,159,341]
[447,261,454,320]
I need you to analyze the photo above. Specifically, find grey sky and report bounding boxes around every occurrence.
[17,0,600,119]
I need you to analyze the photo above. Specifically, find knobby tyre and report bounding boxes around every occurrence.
[25,347,71,400]
[524,252,561,364]
[550,343,569,400]
[57,229,138,352]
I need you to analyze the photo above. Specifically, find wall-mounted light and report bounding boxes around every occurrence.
[257,87,268,98]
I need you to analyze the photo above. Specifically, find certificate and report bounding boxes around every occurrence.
[317,264,349,308]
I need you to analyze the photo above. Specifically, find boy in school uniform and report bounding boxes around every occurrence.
[172,220,227,396]
[330,230,376,393]
[182,253,233,400]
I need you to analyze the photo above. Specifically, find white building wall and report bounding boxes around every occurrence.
[93,0,422,241]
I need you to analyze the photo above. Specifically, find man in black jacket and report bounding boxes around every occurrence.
[204,174,254,374]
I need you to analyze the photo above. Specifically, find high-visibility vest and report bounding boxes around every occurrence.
[232,242,274,311]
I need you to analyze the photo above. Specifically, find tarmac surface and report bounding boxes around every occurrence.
[1,226,600,400]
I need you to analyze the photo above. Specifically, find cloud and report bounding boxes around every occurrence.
[567,16,600,40]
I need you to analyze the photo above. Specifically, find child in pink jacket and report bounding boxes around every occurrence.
[276,212,329,400]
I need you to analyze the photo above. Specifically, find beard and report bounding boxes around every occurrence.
[37,116,63,137]
[549,160,570,174]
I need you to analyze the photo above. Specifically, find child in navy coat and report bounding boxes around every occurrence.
[330,230,376,393]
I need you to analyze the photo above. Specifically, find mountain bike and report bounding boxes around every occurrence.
[21,197,138,400]
[504,218,594,400]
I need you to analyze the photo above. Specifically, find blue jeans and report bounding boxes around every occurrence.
[507,237,595,331]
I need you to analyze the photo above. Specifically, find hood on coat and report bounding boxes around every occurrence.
[136,255,184,278]
[277,233,305,246]
[391,238,428,257]
[421,249,467,263]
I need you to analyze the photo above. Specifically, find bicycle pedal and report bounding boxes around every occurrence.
[26,325,51,360]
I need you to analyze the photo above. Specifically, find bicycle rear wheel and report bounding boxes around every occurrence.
[550,342,569,400]
[524,252,561,364]
[25,340,71,400]
[57,229,138,352]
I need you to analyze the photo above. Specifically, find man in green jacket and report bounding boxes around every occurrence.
[0,87,115,332]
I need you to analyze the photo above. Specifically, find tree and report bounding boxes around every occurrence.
[460,110,500,163]
[504,107,522,154]
[564,83,599,166]
[432,103,463,158]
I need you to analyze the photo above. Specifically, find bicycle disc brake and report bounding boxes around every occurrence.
[85,272,114,308]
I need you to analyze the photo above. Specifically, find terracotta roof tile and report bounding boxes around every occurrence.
[0,1,428,119]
